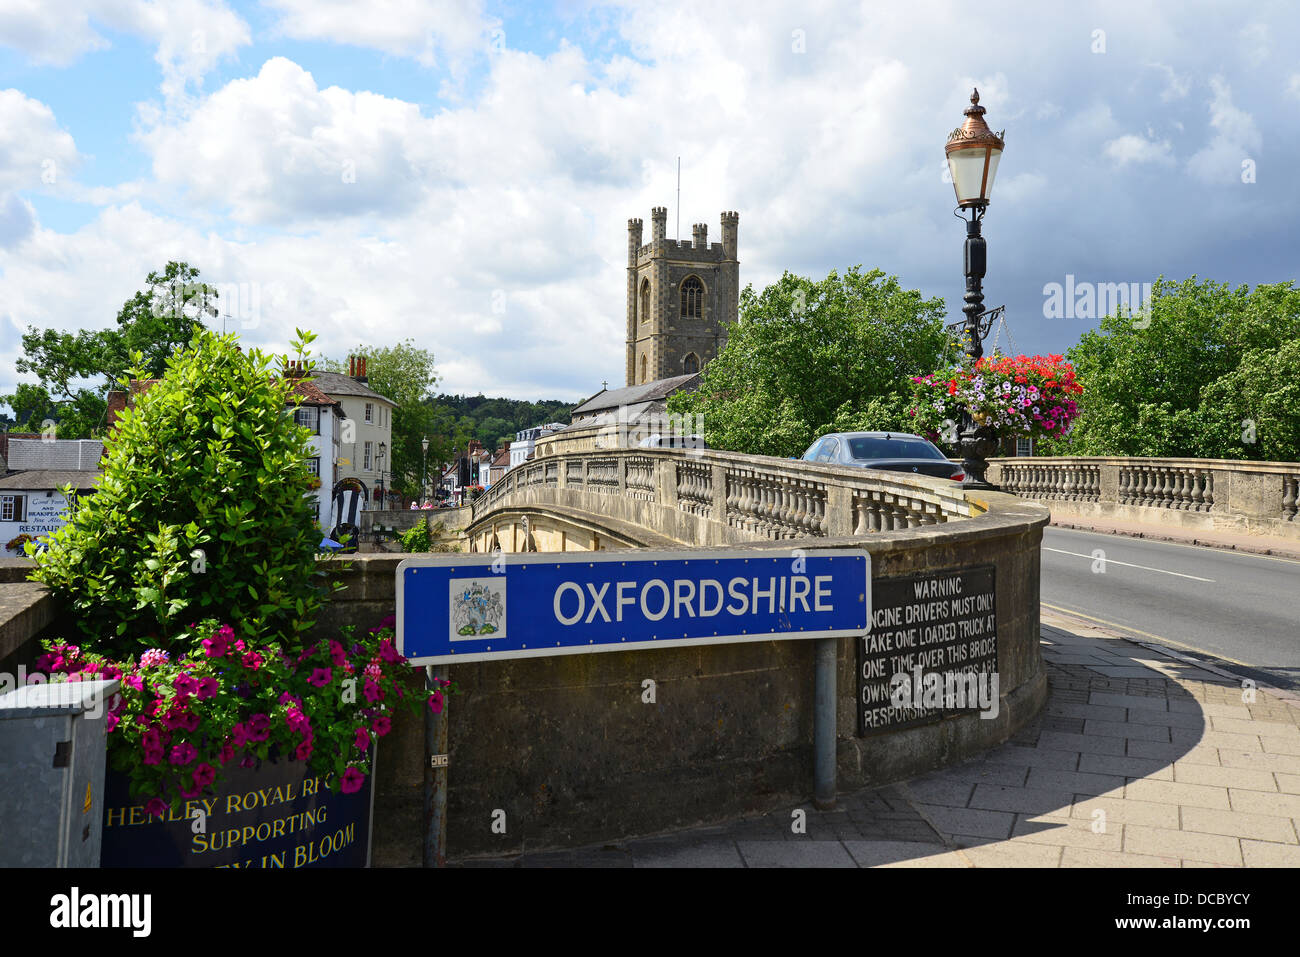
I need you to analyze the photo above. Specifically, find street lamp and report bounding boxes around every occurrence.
[420,435,429,507]
[376,443,386,510]
[945,88,1005,490]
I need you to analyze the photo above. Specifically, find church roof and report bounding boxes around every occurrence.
[571,374,700,417]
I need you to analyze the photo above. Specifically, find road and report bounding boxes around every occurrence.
[1039,526,1300,690]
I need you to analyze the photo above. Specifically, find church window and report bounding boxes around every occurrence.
[640,355,648,383]
[683,353,699,374]
[640,278,651,323]
[681,275,704,318]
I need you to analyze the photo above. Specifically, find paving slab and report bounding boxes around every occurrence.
[453,610,1300,869]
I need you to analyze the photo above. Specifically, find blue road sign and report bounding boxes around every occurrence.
[396,548,871,665]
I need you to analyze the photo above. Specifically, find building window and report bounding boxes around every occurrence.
[683,352,699,374]
[640,354,648,384]
[294,405,320,434]
[1,494,25,522]
[365,403,373,424]
[306,457,320,477]
[640,278,651,323]
[1015,437,1034,457]
[364,441,373,471]
[680,275,704,318]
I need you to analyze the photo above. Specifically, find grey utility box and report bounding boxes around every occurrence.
[0,678,120,867]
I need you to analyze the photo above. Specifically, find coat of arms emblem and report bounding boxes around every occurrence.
[449,578,506,640]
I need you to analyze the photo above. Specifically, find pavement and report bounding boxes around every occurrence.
[1045,512,1300,561]
[456,608,1300,868]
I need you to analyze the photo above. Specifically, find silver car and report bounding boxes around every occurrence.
[801,431,964,481]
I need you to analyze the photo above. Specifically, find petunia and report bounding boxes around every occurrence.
[170,742,198,765]
[192,763,216,789]
[246,713,271,741]
[428,690,444,714]
[196,677,220,699]
[173,673,199,697]
[145,797,169,819]
[371,715,392,737]
[307,667,332,688]
[354,727,371,751]
[340,768,365,794]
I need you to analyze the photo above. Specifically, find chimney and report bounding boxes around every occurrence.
[358,357,368,382]
[348,356,355,376]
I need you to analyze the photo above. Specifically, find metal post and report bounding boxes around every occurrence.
[813,637,837,810]
[423,664,448,867]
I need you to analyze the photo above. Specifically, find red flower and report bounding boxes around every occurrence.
[341,768,365,794]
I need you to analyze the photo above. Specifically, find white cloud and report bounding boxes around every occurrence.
[264,0,494,68]
[1149,63,1190,101]
[1288,74,1300,99]
[1187,76,1261,183]
[0,89,81,190]
[1104,134,1173,166]
[0,0,250,103]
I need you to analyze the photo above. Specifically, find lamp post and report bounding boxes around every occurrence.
[420,435,429,507]
[376,443,386,510]
[945,88,1005,490]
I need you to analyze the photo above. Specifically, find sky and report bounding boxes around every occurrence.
[1,0,1298,408]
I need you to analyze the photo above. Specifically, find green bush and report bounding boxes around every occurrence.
[399,517,459,553]
[31,330,326,657]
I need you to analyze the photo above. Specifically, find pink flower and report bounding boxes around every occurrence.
[371,715,392,737]
[219,743,235,765]
[106,711,121,732]
[139,648,170,669]
[246,714,270,741]
[377,640,402,664]
[363,679,383,703]
[169,742,198,765]
[230,723,248,748]
[145,797,168,819]
[173,673,199,697]
[141,727,162,752]
[427,690,444,715]
[328,641,347,667]
[307,667,332,688]
[295,740,313,760]
[234,639,246,653]
[178,779,202,799]
[142,747,163,766]
[278,692,301,708]
[340,767,365,794]
[201,633,229,657]
[196,676,220,699]
[354,727,371,751]
[241,650,264,670]
[192,763,216,789]
[285,709,311,735]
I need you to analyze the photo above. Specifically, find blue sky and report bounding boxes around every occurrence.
[1,0,1298,407]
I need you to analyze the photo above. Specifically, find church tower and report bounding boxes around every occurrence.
[625,207,739,386]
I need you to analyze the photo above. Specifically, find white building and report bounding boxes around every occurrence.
[311,358,397,510]
[509,423,567,470]
[0,438,105,552]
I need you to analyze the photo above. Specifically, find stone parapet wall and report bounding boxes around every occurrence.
[988,456,1300,538]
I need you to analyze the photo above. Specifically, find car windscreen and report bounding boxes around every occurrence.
[847,436,948,461]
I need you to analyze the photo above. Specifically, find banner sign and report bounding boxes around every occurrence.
[397,549,871,665]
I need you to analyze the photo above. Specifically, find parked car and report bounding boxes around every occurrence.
[800,431,964,481]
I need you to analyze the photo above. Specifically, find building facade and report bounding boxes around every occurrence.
[0,438,104,552]
[509,424,567,470]
[625,207,739,386]
[311,357,397,509]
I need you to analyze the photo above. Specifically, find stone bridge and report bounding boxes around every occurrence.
[389,447,1055,856]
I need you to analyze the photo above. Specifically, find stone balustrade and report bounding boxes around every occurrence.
[988,456,1300,538]
[473,447,983,546]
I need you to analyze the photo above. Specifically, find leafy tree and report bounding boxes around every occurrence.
[668,267,955,457]
[1055,277,1300,458]
[30,329,325,658]
[2,261,215,437]
[1194,340,1300,461]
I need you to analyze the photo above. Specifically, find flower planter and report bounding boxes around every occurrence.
[100,747,376,868]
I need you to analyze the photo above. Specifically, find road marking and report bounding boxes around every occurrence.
[1040,602,1257,668]
[1047,526,1300,566]
[1043,547,1215,582]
